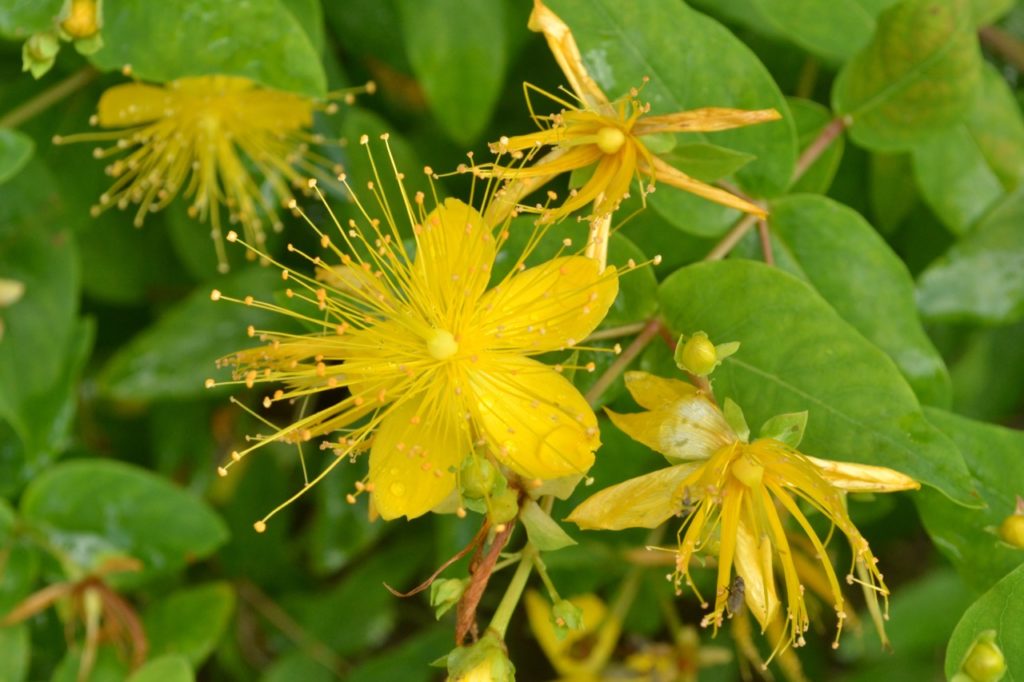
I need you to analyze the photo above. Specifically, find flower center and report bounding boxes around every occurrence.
[596,126,626,154]
[731,454,764,487]
[426,328,459,360]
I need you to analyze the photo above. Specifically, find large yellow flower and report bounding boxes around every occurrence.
[55,75,368,272]
[473,1,780,225]
[209,141,621,526]
[568,372,919,653]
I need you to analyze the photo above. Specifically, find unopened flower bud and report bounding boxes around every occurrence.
[550,599,584,639]
[461,456,498,500]
[998,495,1024,549]
[22,32,60,78]
[959,631,1006,682]
[675,332,739,377]
[430,578,468,619]
[61,0,101,39]
[446,633,515,682]
[488,488,519,525]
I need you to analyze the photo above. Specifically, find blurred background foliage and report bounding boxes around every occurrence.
[0,0,1023,680]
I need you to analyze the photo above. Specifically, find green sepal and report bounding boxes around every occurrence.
[759,411,808,448]
[722,398,750,442]
[520,499,577,551]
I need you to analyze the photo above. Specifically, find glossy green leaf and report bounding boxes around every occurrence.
[0,501,38,613]
[658,260,973,504]
[833,0,983,151]
[916,408,1024,593]
[945,563,1024,679]
[547,0,796,196]
[396,0,506,145]
[144,583,236,666]
[0,129,34,185]
[911,65,1024,235]
[657,143,755,183]
[868,152,918,234]
[0,624,29,682]
[0,0,60,39]
[787,98,844,194]
[20,459,228,582]
[97,266,292,402]
[0,161,85,485]
[521,499,577,551]
[126,656,194,682]
[767,194,951,406]
[751,0,875,62]
[280,0,325,55]
[916,190,1024,324]
[949,320,1024,422]
[972,0,1015,24]
[89,0,326,97]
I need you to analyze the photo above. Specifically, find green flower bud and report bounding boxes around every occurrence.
[960,631,1006,682]
[488,488,519,526]
[446,633,516,682]
[22,32,60,78]
[674,331,739,377]
[550,599,584,640]
[430,578,468,619]
[999,514,1024,549]
[462,456,498,500]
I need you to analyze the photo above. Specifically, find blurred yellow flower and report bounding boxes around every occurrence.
[55,75,368,272]
[473,0,779,225]
[525,590,620,681]
[210,141,623,526]
[568,371,919,654]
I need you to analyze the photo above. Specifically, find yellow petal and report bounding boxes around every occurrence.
[528,0,609,108]
[637,107,782,134]
[622,371,697,410]
[733,521,780,630]
[647,155,767,218]
[806,456,920,493]
[369,397,465,520]
[606,394,736,463]
[468,354,598,480]
[413,198,496,319]
[567,463,699,530]
[478,256,618,353]
[97,82,174,127]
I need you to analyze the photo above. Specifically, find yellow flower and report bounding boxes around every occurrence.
[568,371,919,653]
[473,0,780,225]
[54,75,370,272]
[209,140,623,526]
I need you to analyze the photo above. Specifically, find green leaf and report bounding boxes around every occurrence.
[0,500,40,612]
[657,143,755,183]
[949,320,1024,422]
[787,98,844,194]
[0,161,86,482]
[0,0,61,39]
[144,583,236,667]
[0,624,29,682]
[307,461,382,576]
[20,459,228,583]
[126,656,194,682]
[916,189,1024,324]
[916,408,1024,593]
[547,0,796,196]
[97,266,292,402]
[945,563,1024,679]
[868,153,918,234]
[658,260,973,504]
[911,65,1024,235]
[396,0,506,144]
[0,129,33,185]
[521,500,577,551]
[88,0,326,97]
[833,0,983,151]
[767,194,952,407]
[751,0,876,62]
[51,646,128,682]
[260,653,336,682]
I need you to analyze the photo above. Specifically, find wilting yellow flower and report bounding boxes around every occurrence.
[55,75,370,272]
[473,0,780,226]
[209,140,624,527]
[568,371,919,653]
